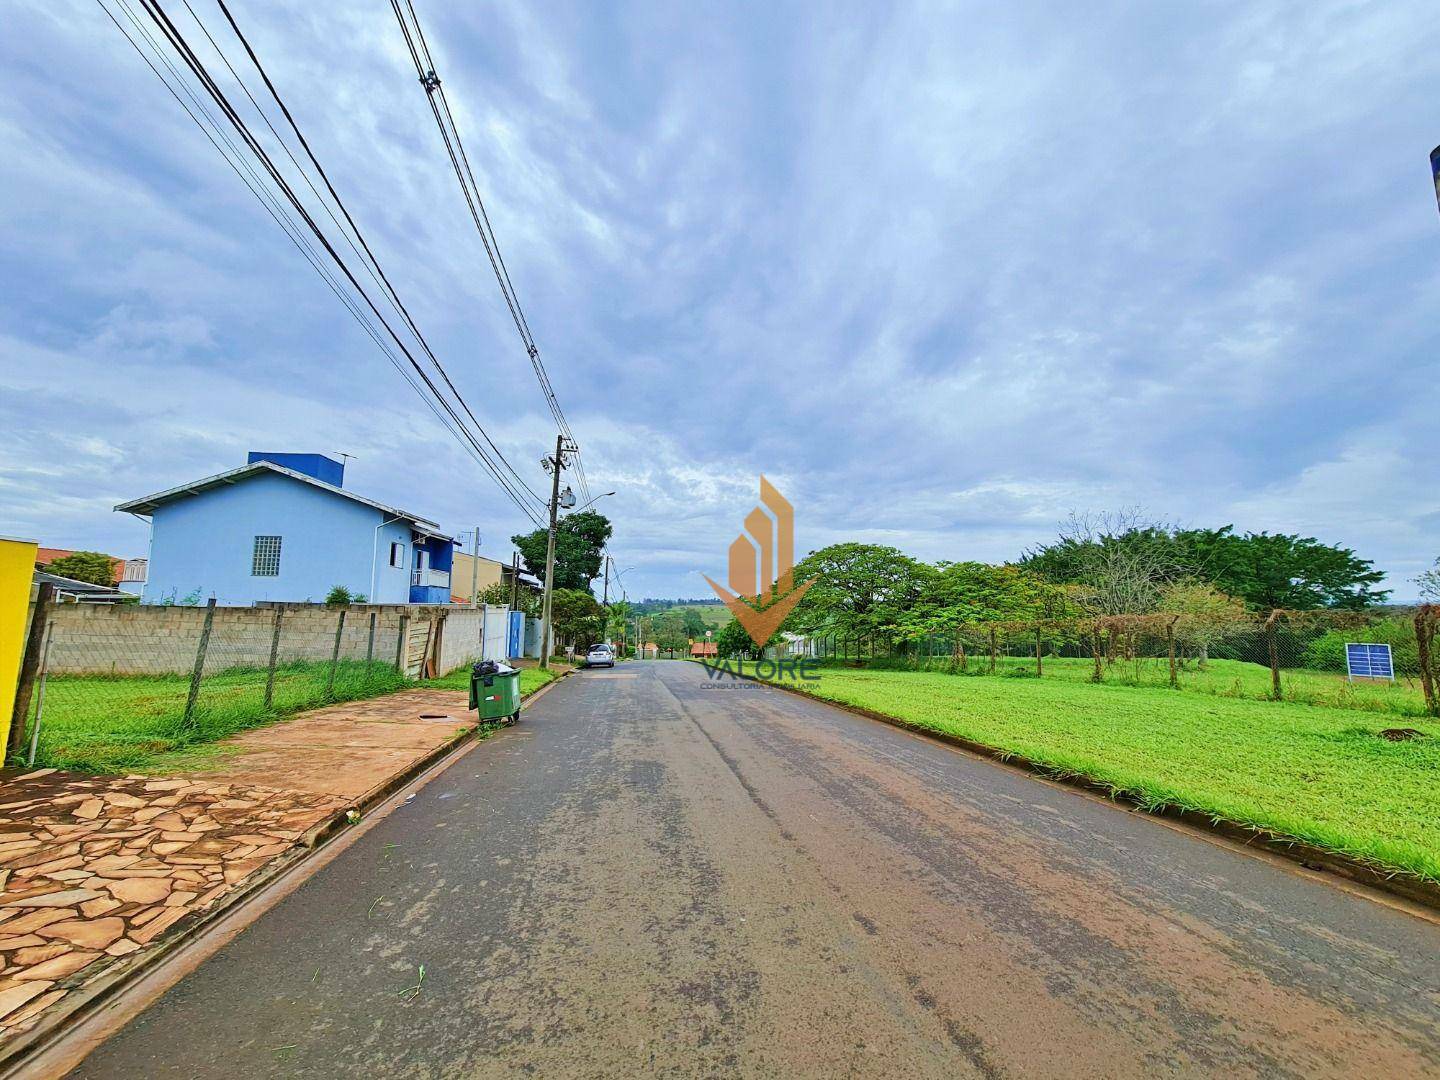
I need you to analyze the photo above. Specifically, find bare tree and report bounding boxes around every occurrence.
[1060,509,1188,619]
[1417,557,1440,603]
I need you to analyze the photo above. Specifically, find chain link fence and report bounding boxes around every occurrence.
[10,602,471,772]
[782,606,1439,719]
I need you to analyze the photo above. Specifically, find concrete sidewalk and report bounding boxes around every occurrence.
[194,688,477,802]
[0,685,484,1047]
[0,771,347,1040]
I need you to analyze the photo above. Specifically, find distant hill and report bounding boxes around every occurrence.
[631,598,731,628]
[668,603,730,628]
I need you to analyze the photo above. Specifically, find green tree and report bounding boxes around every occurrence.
[899,562,1068,638]
[1021,512,1191,615]
[651,612,689,655]
[605,600,632,644]
[716,616,767,660]
[549,588,605,653]
[1157,579,1246,666]
[1175,527,1388,610]
[511,510,613,591]
[1024,515,1388,611]
[474,581,541,616]
[476,581,510,607]
[785,543,929,640]
[679,608,708,638]
[41,551,117,587]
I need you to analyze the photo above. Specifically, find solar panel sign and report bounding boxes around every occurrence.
[1345,642,1395,681]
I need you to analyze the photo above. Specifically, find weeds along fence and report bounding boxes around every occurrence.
[784,606,1440,718]
[8,601,516,769]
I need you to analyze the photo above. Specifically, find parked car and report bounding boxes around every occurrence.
[582,644,615,669]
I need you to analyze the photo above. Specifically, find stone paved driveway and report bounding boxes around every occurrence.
[0,770,346,1040]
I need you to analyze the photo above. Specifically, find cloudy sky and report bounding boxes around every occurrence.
[2,0,1437,601]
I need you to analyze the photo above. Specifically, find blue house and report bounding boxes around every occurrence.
[115,453,456,606]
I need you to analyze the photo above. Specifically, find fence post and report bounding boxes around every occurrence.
[25,620,55,767]
[263,608,283,711]
[182,598,218,728]
[1264,609,1283,701]
[1166,615,1179,689]
[1415,605,1438,717]
[1035,625,1043,677]
[395,613,409,674]
[988,626,998,673]
[9,582,54,759]
[326,608,347,697]
[1090,621,1104,683]
[366,611,377,664]
[433,609,448,676]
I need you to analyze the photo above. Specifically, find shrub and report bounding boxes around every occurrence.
[1303,618,1420,676]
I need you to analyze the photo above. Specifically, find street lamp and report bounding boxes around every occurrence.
[568,490,615,516]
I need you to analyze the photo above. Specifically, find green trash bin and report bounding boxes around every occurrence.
[469,661,522,724]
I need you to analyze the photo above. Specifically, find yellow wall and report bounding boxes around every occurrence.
[0,537,38,756]
[450,552,508,602]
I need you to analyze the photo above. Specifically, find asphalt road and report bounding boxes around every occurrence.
[71,661,1440,1078]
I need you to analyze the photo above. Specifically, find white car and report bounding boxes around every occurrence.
[582,644,615,669]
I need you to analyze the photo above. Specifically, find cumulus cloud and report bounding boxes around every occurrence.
[0,0,1436,599]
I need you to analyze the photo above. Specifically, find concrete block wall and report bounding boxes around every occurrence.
[42,603,464,677]
[436,605,512,675]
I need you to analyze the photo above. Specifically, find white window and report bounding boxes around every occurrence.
[252,535,282,576]
[389,541,404,568]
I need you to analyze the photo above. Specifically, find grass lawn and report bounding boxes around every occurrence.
[27,660,411,775]
[25,661,560,776]
[868,653,1431,717]
[429,664,557,697]
[727,661,1440,883]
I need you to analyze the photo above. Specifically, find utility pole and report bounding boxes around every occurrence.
[509,550,520,614]
[602,555,610,606]
[539,434,577,669]
[470,526,480,607]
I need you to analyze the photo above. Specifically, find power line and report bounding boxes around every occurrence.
[143,0,544,524]
[389,0,592,503]
[101,0,488,494]
[209,0,546,515]
[103,0,547,526]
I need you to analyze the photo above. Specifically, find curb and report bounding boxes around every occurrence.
[0,669,572,1077]
[715,663,1440,914]
[301,667,572,852]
